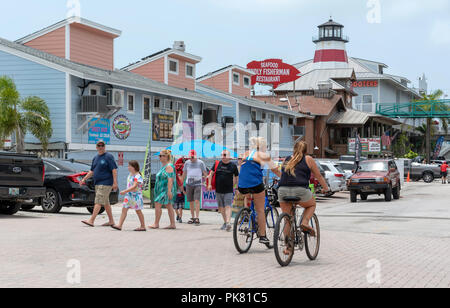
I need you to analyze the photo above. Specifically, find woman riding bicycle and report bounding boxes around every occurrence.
[278,140,329,235]
[238,137,281,245]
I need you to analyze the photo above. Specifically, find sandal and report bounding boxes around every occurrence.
[82,221,94,227]
[194,218,200,226]
[134,227,147,232]
[188,218,195,225]
[301,225,316,237]
[111,225,122,231]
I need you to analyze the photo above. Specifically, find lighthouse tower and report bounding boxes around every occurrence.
[312,19,349,69]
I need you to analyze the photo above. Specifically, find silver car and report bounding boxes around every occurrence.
[318,161,347,195]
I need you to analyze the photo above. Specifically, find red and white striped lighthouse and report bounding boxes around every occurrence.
[312,19,349,69]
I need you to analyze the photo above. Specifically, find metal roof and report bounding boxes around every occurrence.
[275,68,355,92]
[197,65,255,81]
[327,108,401,126]
[318,19,344,28]
[0,37,231,107]
[196,84,313,118]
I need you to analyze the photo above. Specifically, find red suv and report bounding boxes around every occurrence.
[348,160,401,203]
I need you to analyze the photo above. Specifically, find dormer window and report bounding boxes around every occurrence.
[169,59,179,74]
[186,63,195,78]
[233,73,240,85]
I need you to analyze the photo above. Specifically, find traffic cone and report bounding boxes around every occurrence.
[407,172,411,183]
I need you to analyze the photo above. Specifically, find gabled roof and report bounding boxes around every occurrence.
[197,84,311,118]
[121,48,202,71]
[327,109,401,126]
[16,17,122,44]
[0,37,231,107]
[275,68,356,92]
[294,95,346,116]
[197,65,255,82]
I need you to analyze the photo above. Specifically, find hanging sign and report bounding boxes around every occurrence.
[113,115,131,140]
[247,59,301,89]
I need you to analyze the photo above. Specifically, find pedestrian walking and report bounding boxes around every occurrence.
[183,150,208,226]
[174,157,186,223]
[149,150,177,230]
[207,150,239,232]
[81,140,118,227]
[111,161,146,231]
[441,161,449,184]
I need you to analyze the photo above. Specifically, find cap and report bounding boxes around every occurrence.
[96,140,106,146]
[189,150,197,158]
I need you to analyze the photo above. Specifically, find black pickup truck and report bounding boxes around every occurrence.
[0,152,46,215]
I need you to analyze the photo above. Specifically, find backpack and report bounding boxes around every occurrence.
[207,161,220,190]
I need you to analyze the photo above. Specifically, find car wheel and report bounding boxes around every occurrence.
[360,193,368,201]
[423,172,434,183]
[393,183,401,200]
[87,206,106,215]
[384,185,392,202]
[0,202,21,215]
[21,205,35,211]
[42,189,63,213]
[350,191,357,203]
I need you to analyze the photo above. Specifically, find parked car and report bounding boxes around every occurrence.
[403,159,441,183]
[0,152,46,215]
[318,161,347,195]
[311,161,330,196]
[336,161,356,180]
[348,159,401,203]
[22,159,119,214]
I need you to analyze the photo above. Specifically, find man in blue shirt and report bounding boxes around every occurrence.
[81,140,118,227]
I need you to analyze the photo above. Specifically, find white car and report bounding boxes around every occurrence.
[336,161,356,180]
[319,161,347,194]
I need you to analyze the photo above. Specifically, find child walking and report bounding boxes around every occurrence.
[112,161,146,232]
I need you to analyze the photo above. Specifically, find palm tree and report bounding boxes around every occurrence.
[0,76,52,153]
[416,89,448,162]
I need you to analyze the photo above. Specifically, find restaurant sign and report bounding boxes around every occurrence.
[348,137,381,154]
[247,59,301,89]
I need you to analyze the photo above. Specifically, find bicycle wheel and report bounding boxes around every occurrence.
[233,207,254,254]
[265,207,279,249]
[304,214,321,261]
[274,213,296,267]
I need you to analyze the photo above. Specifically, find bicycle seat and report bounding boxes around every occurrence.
[283,196,301,203]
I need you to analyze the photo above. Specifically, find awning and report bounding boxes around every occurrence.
[327,109,401,126]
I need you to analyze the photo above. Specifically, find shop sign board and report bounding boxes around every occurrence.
[247,59,301,89]
[348,137,381,154]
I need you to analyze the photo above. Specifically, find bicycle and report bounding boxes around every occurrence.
[273,196,320,267]
[233,192,279,253]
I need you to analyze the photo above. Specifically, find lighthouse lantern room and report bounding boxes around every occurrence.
[312,19,350,70]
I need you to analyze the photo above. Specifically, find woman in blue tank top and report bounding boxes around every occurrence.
[279,141,329,239]
[238,137,281,245]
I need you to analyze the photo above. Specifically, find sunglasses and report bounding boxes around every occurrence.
[159,155,167,158]
[96,144,105,148]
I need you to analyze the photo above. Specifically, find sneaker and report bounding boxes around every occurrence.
[259,236,270,245]
[226,224,232,232]
[220,224,227,230]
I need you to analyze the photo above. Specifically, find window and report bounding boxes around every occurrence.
[243,76,251,88]
[289,118,294,126]
[233,73,240,86]
[153,97,160,109]
[279,116,284,128]
[89,85,101,96]
[251,110,257,122]
[187,104,194,120]
[362,95,373,112]
[270,114,275,123]
[143,97,151,121]
[186,63,195,78]
[262,112,266,121]
[127,93,135,113]
[169,59,179,74]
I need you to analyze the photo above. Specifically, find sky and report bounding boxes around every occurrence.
[0,0,449,96]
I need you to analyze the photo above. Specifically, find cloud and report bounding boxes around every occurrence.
[386,0,449,19]
[430,20,450,46]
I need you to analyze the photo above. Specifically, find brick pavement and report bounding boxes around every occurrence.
[1,206,450,288]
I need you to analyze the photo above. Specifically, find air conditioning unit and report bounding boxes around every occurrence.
[106,89,125,109]
[81,95,108,113]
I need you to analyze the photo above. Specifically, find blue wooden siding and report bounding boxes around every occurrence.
[0,50,66,143]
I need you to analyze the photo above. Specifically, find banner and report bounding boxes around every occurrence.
[142,140,152,200]
[247,59,301,89]
[152,113,174,142]
[88,118,110,144]
[202,185,218,210]
[349,137,381,154]
[434,136,445,160]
